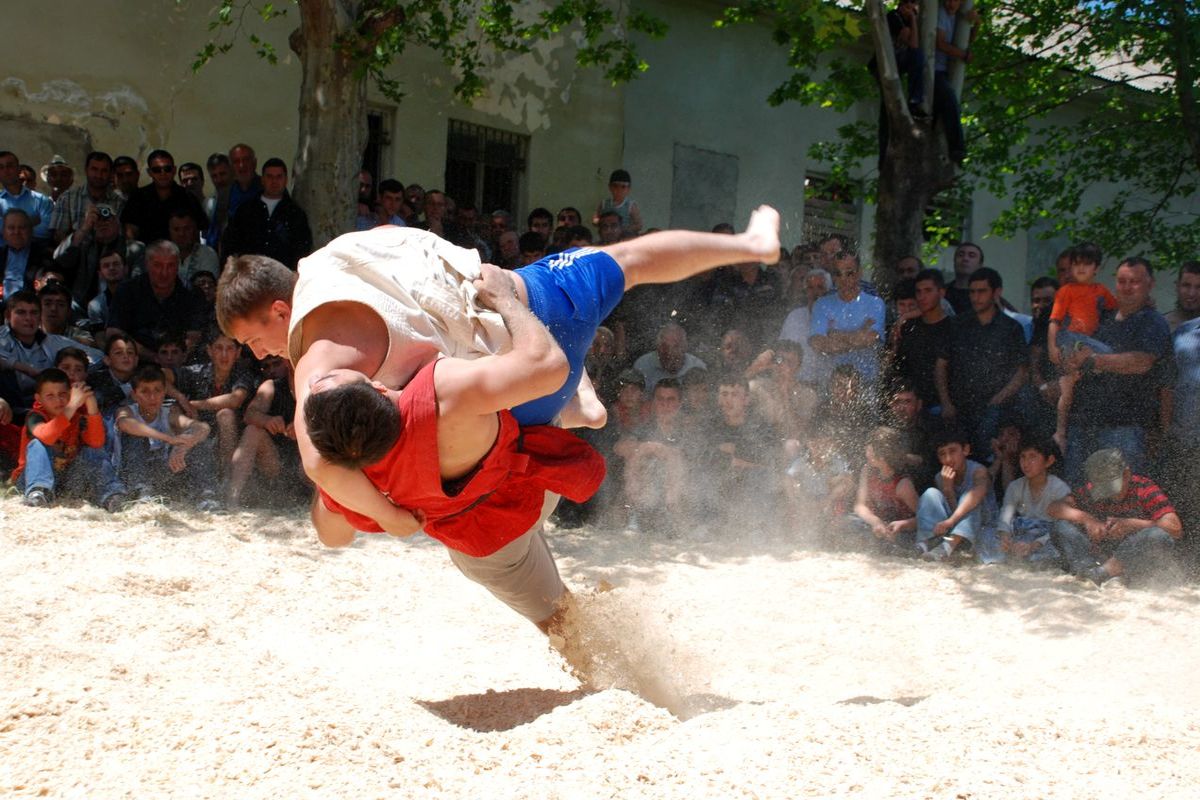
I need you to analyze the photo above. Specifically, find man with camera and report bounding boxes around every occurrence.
[52,200,144,312]
[49,151,126,246]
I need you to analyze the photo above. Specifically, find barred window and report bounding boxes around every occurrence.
[445,120,529,215]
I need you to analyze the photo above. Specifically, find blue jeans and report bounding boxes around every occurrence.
[844,513,916,554]
[1064,425,1147,487]
[917,487,983,546]
[120,434,218,499]
[1056,331,1113,356]
[989,518,1062,566]
[933,71,964,157]
[20,439,125,505]
[1051,520,1176,581]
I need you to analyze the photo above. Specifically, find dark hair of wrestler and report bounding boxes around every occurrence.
[304,381,402,470]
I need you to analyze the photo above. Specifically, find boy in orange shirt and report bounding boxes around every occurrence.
[1047,243,1118,453]
[11,367,127,510]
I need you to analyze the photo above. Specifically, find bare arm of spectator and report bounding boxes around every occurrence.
[934,356,955,417]
[627,202,643,235]
[745,349,775,378]
[1107,511,1182,541]
[853,465,888,537]
[936,6,980,62]
[810,320,879,354]
[1047,495,1108,540]
[1065,347,1157,376]
[190,385,250,413]
[1159,386,1173,440]
[162,368,198,419]
[116,405,186,445]
[166,405,212,473]
[933,463,988,536]
[243,379,288,436]
[987,363,1027,406]
[1029,341,1060,406]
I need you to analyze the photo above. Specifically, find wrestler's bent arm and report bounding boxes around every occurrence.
[434,264,570,416]
[294,331,424,535]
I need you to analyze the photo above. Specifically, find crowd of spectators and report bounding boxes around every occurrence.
[1,144,1197,589]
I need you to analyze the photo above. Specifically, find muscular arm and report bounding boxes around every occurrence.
[311,491,357,548]
[434,265,569,419]
[293,302,422,533]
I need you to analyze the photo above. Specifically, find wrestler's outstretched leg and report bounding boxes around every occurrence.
[510,206,781,427]
[601,204,781,287]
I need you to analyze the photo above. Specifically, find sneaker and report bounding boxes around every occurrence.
[23,488,53,508]
[922,539,955,562]
[1081,565,1111,586]
[915,538,938,556]
[102,493,129,513]
[196,493,223,513]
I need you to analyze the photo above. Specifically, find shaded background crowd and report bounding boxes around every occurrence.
[2,145,1197,587]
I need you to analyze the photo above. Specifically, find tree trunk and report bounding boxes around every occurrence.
[292,0,368,247]
[1169,0,1200,174]
[866,0,956,292]
[946,0,976,98]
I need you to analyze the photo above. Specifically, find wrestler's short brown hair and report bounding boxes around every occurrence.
[215,254,297,336]
[304,381,401,470]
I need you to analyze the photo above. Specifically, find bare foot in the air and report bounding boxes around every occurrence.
[743,205,781,265]
[560,371,608,429]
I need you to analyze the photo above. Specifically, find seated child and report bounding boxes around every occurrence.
[847,426,919,553]
[706,373,781,527]
[786,433,855,524]
[679,367,714,433]
[1047,243,1118,452]
[174,326,257,469]
[987,413,1024,498]
[54,346,92,390]
[226,355,304,507]
[155,332,189,374]
[87,333,140,418]
[916,424,998,561]
[10,367,125,511]
[994,436,1069,565]
[115,365,219,509]
[615,378,694,535]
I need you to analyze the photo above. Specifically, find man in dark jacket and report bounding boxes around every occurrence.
[221,158,313,270]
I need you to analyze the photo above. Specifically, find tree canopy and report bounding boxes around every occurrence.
[719,0,1200,269]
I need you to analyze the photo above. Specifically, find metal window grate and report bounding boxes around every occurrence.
[802,174,859,246]
[445,119,528,215]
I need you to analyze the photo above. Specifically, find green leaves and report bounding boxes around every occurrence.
[719,0,1200,266]
[193,0,668,101]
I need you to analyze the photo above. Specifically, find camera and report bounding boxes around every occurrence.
[96,204,114,220]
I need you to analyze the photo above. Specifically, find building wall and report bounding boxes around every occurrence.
[0,1,622,225]
[0,1,1189,311]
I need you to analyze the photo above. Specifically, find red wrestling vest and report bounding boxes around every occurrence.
[320,361,605,557]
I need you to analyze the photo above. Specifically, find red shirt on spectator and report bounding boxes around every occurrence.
[10,399,105,481]
[1072,475,1174,524]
